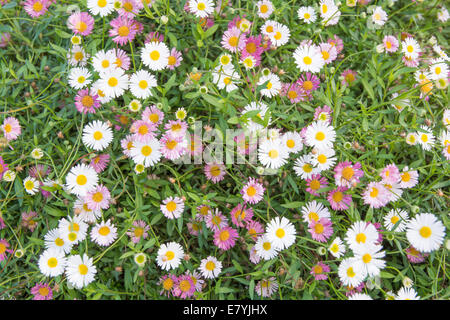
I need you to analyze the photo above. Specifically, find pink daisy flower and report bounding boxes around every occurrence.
[118,0,143,18]
[127,220,149,243]
[281,82,306,103]
[296,72,320,98]
[21,211,38,232]
[187,218,203,236]
[306,174,329,196]
[114,113,130,131]
[67,12,94,36]
[319,42,338,64]
[241,177,265,204]
[173,275,196,299]
[204,163,226,183]
[214,226,239,251]
[31,283,53,300]
[75,88,100,114]
[85,184,111,211]
[141,105,164,126]
[196,204,212,221]
[205,209,228,232]
[380,163,401,184]
[24,0,49,18]
[29,164,51,180]
[406,246,428,263]
[145,31,164,43]
[341,69,357,86]
[399,166,419,189]
[403,55,420,67]
[327,187,352,211]
[164,120,188,138]
[313,105,333,124]
[334,161,364,188]
[186,133,203,157]
[234,131,258,156]
[311,262,330,280]
[2,116,21,141]
[90,154,110,173]
[241,35,264,58]
[167,48,183,70]
[131,119,157,142]
[383,35,399,53]
[0,157,8,180]
[110,48,131,70]
[0,239,12,261]
[344,282,365,297]
[221,27,246,53]
[230,203,254,228]
[249,245,261,264]
[362,181,390,209]
[308,218,333,243]
[159,274,177,297]
[109,16,138,46]
[121,134,135,157]
[327,35,344,54]
[160,133,186,160]
[246,220,264,241]
[228,15,249,30]
[187,270,204,292]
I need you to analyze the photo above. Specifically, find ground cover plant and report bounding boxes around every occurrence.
[0,0,449,300]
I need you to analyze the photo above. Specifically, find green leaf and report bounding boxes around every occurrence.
[281,201,303,209]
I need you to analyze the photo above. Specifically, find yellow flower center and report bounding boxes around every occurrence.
[81,95,94,107]
[370,187,379,198]
[118,26,130,37]
[391,216,399,224]
[55,238,64,247]
[33,1,43,12]
[168,56,176,66]
[165,250,175,261]
[76,21,88,33]
[163,278,174,290]
[347,267,355,278]
[260,4,268,13]
[246,186,257,197]
[47,257,58,268]
[38,287,49,296]
[275,228,285,238]
[303,163,312,173]
[268,149,278,159]
[166,201,177,212]
[93,131,103,140]
[98,226,110,236]
[419,226,431,238]
[219,230,230,241]
[356,233,366,243]
[322,51,330,61]
[332,191,343,203]
[76,174,87,186]
[303,56,312,65]
[92,191,103,203]
[315,131,325,141]
[98,0,107,7]
[205,261,216,271]
[78,264,88,275]
[362,253,372,264]
[150,50,160,61]
[108,77,118,87]
[317,154,327,164]
[141,146,152,157]
[342,167,354,181]
[228,36,238,47]
[314,223,324,234]
[197,2,206,10]
[309,179,320,190]
[210,166,221,177]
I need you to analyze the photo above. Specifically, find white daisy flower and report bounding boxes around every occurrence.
[82,120,113,151]
[58,216,88,246]
[92,49,117,74]
[44,228,73,254]
[156,242,184,271]
[212,66,240,92]
[38,248,67,277]
[261,19,277,37]
[68,45,89,66]
[329,237,346,258]
[429,58,448,80]
[258,138,289,170]
[141,41,170,71]
[301,200,331,224]
[98,67,129,98]
[90,220,117,246]
[130,138,162,168]
[371,6,388,26]
[406,213,446,253]
[189,0,214,18]
[405,132,418,145]
[91,79,113,104]
[416,125,435,151]
[384,209,409,232]
[402,37,421,60]
[345,221,379,251]
[218,54,234,70]
[23,176,39,195]
[68,67,92,89]
[73,197,102,223]
[353,244,386,277]
[257,73,281,98]
[199,256,222,279]
[242,102,271,133]
[87,0,114,17]
[311,148,336,172]
[281,131,303,154]
[348,293,373,300]
[256,0,274,19]
[338,257,366,288]
[265,216,296,250]
[269,22,290,47]
[65,163,99,197]
[254,235,279,260]
[160,196,185,219]
[304,121,336,151]
[293,44,325,73]
[129,69,157,99]
[65,254,97,289]
[298,6,317,24]
[396,287,420,300]
[293,154,320,180]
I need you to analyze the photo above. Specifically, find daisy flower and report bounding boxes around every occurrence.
[85,184,110,211]
[0,239,12,262]
[383,35,399,53]
[406,213,445,253]
[214,226,239,251]
[293,44,325,73]
[24,0,49,18]
[130,138,162,167]
[338,258,366,288]
[294,154,319,180]
[319,0,341,26]
[282,82,306,103]
[44,228,73,255]
[221,27,246,53]
[130,120,156,143]
[258,138,289,169]
[68,67,91,90]
[91,80,113,104]
[311,262,330,281]
[67,12,94,36]
[90,220,117,246]
[265,216,296,250]
[127,220,149,243]
[384,209,409,232]
[160,133,186,160]
[319,43,337,64]
[58,216,88,246]
[301,200,330,224]
[75,89,100,114]
[160,196,185,219]
[281,131,303,154]
[255,235,279,260]
[329,237,346,258]
[405,132,418,145]
[246,220,265,241]
[68,45,89,66]
[255,278,278,297]
[82,120,113,151]
[242,101,271,132]
[65,163,99,197]
[341,69,357,86]
[399,166,419,189]
[396,287,420,300]
[371,6,387,26]
[212,66,240,92]
[362,182,390,209]
[109,15,138,45]
[205,209,229,231]
[87,0,114,17]
[204,163,226,183]
[312,148,336,172]
[256,0,274,19]
[65,254,96,289]
[92,49,116,74]
[141,41,170,71]
[334,161,364,188]
[405,246,427,264]
[298,6,316,23]
[346,221,379,251]
[353,244,386,277]
[129,70,157,99]
[429,58,448,80]
[23,176,39,195]
[38,248,66,277]
[327,187,352,211]
[199,256,222,279]
[98,67,129,98]
[241,177,265,204]
[269,22,290,47]
[164,119,188,138]
[1,116,21,141]
[142,105,164,126]
[31,283,53,300]
[109,48,131,70]
[308,218,333,243]
[402,37,421,60]
[380,163,401,185]
[230,204,253,228]
[304,121,336,151]
[90,154,110,173]
[167,48,183,70]
[348,293,373,300]
[73,197,102,223]
[118,0,143,18]
[172,275,195,299]
[189,0,214,18]
[156,242,184,271]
